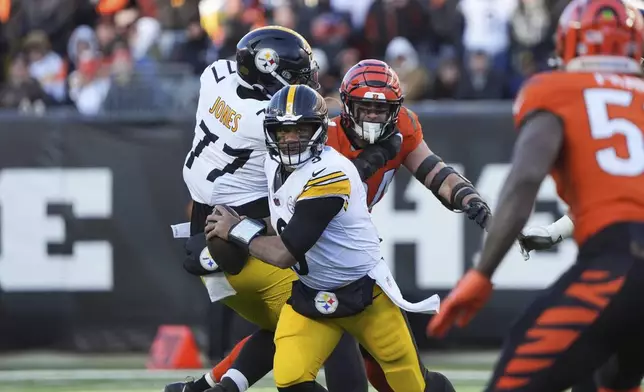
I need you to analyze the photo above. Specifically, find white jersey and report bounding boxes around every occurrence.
[183,60,270,207]
[265,146,381,290]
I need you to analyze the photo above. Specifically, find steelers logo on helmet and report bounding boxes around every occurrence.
[315,291,339,315]
[255,48,280,74]
[199,246,219,271]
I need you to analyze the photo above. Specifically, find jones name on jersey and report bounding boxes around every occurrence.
[266,146,382,290]
[184,59,271,207]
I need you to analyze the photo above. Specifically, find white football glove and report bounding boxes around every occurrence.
[518,215,574,260]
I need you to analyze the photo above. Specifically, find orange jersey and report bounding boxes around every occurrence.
[513,71,644,245]
[327,107,424,208]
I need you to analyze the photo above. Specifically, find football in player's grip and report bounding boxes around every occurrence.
[204,205,249,275]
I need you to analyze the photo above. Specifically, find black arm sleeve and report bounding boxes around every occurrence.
[280,197,345,261]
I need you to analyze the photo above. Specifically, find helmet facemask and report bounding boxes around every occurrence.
[344,97,401,144]
[265,120,326,169]
[248,55,321,97]
[286,60,320,91]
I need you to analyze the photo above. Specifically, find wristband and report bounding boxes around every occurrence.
[228,218,267,248]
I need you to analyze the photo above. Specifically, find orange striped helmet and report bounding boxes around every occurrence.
[556,0,644,71]
[339,60,404,144]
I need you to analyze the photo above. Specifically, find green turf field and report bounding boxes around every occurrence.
[2,386,484,392]
[0,355,605,391]
[0,368,488,392]
[0,352,496,392]
[1,351,637,391]
[0,377,485,392]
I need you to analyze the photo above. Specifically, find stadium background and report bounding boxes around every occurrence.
[0,0,575,390]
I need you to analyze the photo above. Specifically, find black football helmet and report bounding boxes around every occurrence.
[236,26,320,97]
[264,85,328,168]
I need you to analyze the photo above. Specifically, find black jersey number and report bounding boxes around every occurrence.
[276,218,309,275]
[185,120,253,183]
[211,60,235,83]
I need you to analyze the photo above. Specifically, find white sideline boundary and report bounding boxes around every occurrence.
[0,369,490,382]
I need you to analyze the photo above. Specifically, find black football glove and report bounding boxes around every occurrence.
[375,130,403,160]
[463,197,492,230]
[353,131,402,181]
[517,226,564,260]
[183,233,220,276]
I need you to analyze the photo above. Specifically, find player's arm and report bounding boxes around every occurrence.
[242,197,344,268]
[404,141,491,229]
[205,172,349,268]
[477,111,563,278]
[262,218,277,235]
[427,110,564,338]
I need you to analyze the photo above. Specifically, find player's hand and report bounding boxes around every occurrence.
[205,205,241,241]
[427,269,493,338]
[359,130,402,162]
[353,131,403,181]
[463,198,492,230]
[517,225,562,260]
[375,130,402,160]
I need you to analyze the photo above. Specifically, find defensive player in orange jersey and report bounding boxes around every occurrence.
[329,59,491,219]
[427,0,644,391]
[520,213,644,392]
[188,60,491,392]
[324,59,491,392]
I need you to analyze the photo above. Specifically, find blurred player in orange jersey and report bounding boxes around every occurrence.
[428,0,644,391]
[190,60,491,392]
[520,212,644,392]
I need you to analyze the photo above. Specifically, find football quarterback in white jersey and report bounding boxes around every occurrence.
[167,27,372,392]
[206,85,440,392]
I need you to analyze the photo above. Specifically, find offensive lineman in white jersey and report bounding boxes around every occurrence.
[206,85,440,392]
[183,26,318,219]
[167,27,371,392]
[183,58,267,208]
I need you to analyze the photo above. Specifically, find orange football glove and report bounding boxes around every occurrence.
[427,269,493,338]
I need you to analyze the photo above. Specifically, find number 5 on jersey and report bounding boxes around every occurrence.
[584,88,644,176]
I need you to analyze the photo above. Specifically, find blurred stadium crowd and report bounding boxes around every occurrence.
[0,0,569,115]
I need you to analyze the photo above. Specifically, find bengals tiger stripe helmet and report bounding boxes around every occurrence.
[339,60,404,144]
[555,0,644,73]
